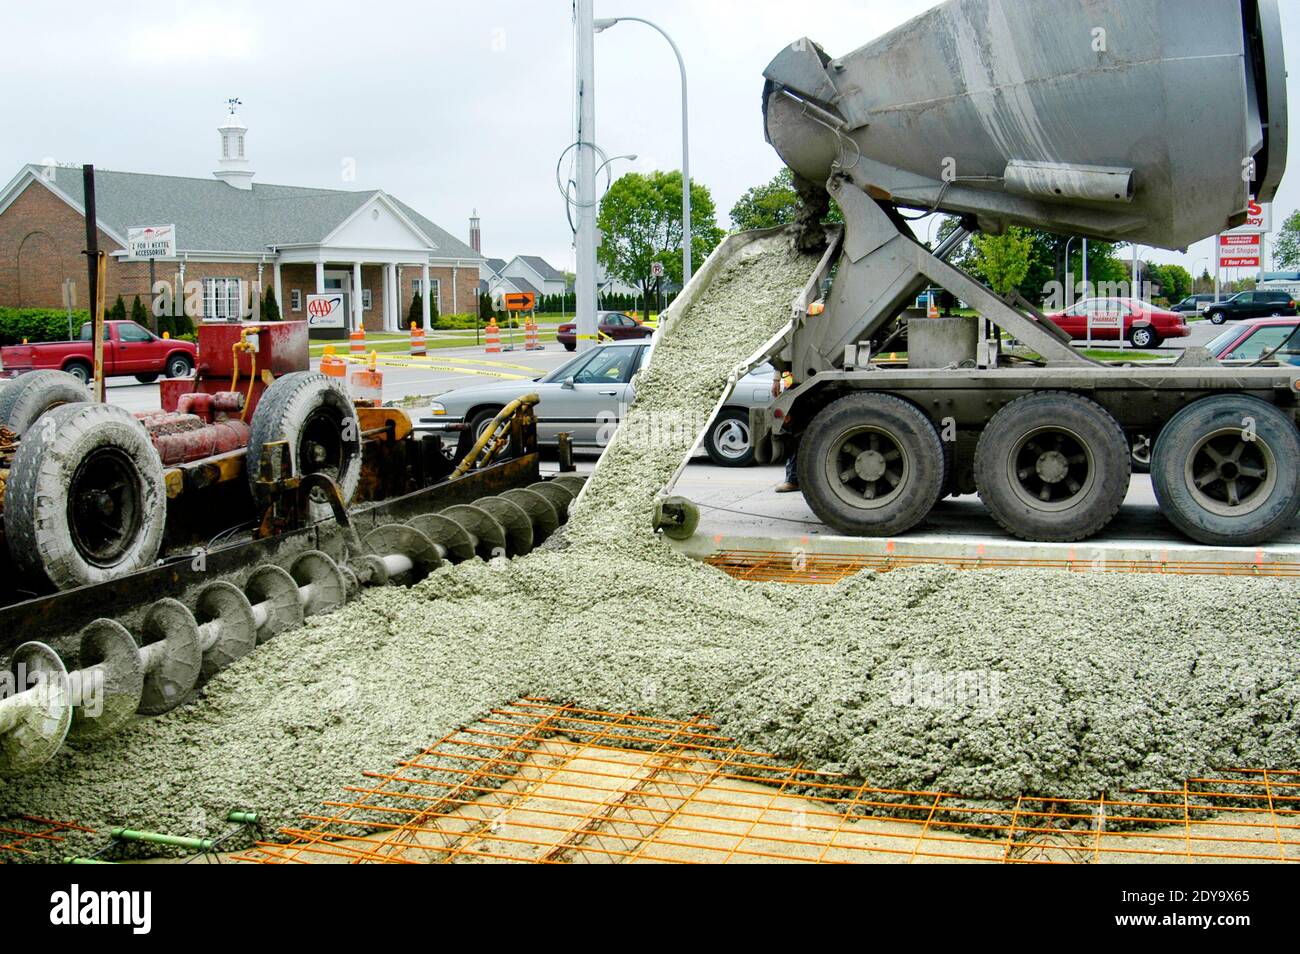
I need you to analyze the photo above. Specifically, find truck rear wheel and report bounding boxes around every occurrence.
[974,392,1129,542]
[797,392,945,536]
[1150,395,1300,546]
[247,371,362,523]
[0,369,88,436]
[4,402,166,590]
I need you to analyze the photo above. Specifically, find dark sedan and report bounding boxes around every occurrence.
[556,311,655,351]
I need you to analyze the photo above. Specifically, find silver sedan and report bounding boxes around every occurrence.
[419,341,773,466]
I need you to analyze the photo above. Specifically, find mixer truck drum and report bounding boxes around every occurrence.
[243,564,305,643]
[136,598,203,716]
[407,513,477,563]
[796,393,947,537]
[288,550,349,616]
[192,580,259,681]
[973,392,1131,543]
[524,480,576,522]
[362,525,444,586]
[246,372,363,524]
[440,504,508,560]
[0,370,88,436]
[0,642,72,776]
[499,488,560,544]
[64,619,145,743]
[3,402,167,592]
[474,496,535,557]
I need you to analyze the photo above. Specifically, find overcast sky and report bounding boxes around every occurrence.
[2,0,1297,280]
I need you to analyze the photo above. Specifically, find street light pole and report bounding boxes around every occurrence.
[595,16,692,284]
[574,0,598,352]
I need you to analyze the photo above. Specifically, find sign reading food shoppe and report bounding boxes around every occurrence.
[305,293,345,328]
[126,224,177,259]
[1219,233,1261,269]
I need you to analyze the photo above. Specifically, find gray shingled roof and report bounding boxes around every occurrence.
[483,257,508,275]
[26,165,480,261]
[502,275,541,298]
[517,255,563,281]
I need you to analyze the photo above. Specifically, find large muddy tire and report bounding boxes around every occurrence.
[0,369,87,435]
[247,371,362,523]
[974,391,1129,542]
[1151,395,1300,547]
[704,408,755,467]
[797,392,945,536]
[4,402,166,590]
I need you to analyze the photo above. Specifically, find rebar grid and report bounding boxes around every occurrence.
[235,699,1300,864]
[705,549,1300,583]
[0,815,93,860]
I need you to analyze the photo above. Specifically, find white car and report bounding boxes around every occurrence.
[420,341,774,466]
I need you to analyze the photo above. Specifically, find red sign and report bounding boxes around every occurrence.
[1219,233,1261,269]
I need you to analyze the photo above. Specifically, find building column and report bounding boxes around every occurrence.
[452,266,458,315]
[385,263,398,332]
[315,261,325,294]
[273,261,283,314]
[352,261,363,332]
[421,264,431,331]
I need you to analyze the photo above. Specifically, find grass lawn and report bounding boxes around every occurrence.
[309,328,560,356]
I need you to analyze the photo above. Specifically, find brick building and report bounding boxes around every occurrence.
[0,108,482,333]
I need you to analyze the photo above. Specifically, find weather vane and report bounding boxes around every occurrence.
[226,97,242,114]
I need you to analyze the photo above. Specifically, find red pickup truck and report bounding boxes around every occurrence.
[0,321,197,384]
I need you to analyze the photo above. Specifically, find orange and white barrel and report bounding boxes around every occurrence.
[410,323,427,356]
[485,318,502,354]
[349,328,366,354]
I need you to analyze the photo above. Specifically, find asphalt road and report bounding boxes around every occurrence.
[103,342,575,414]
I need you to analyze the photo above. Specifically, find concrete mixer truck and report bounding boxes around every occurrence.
[749,0,1295,547]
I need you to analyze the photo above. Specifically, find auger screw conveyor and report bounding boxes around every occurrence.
[745,0,1297,547]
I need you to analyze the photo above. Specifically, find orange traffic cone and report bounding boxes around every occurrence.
[485,317,502,354]
[410,322,426,356]
[320,345,347,381]
[926,291,940,319]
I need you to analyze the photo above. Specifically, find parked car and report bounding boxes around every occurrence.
[1170,293,1217,315]
[419,341,774,466]
[555,311,655,351]
[1044,297,1190,348]
[1202,289,1298,325]
[1206,317,1300,365]
[0,320,197,384]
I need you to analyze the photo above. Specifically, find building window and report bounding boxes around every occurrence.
[362,289,373,311]
[409,278,440,311]
[202,277,244,321]
[290,289,302,311]
[237,134,244,158]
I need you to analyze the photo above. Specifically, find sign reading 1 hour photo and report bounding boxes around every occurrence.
[305,293,346,328]
[126,224,177,259]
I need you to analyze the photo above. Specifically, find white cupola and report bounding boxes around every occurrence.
[213,98,254,190]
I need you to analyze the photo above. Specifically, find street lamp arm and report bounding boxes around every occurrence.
[596,15,692,281]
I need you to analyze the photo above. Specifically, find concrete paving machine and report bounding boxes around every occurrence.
[749,0,1295,547]
[0,319,585,776]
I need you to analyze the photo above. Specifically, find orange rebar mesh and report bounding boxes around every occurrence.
[236,699,1300,864]
[705,548,1300,584]
[0,815,93,861]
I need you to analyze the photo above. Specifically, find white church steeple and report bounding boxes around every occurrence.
[213,98,254,190]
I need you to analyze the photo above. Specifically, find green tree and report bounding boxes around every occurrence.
[597,171,724,319]
[970,228,1034,296]
[1276,209,1300,269]
[1146,263,1192,303]
[130,294,149,332]
[262,285,282,321]
[408,291,423,328]
[108,294,127,322]
[730,168,843,231]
